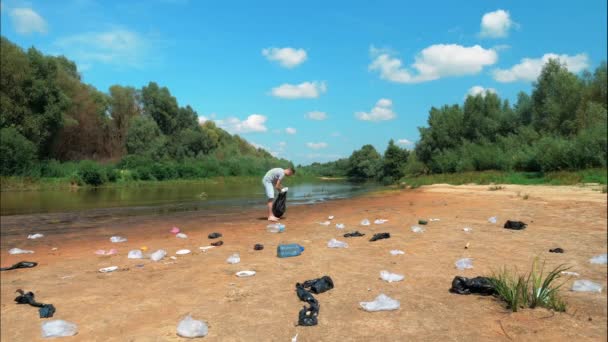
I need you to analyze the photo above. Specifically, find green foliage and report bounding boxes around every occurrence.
[347,144,382,181]
[77,160,107,186]
[0,127,38,176]
[381,139,409,183]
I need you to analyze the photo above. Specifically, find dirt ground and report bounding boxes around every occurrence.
[1,184,606,341]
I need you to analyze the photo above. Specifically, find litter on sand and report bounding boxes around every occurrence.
[335,223,345,229]
[170,227,180,234]
[429,218,440,222]
[380,271,404,283]
[292,333,298,342]
[176,249,191,255]
[99,266,119,273]
[8,248,34,255]
[199,246,215,252]
[14,289,56,318]
[27,233,44,239]
[110,236,127,243]
[301,276,334,294]
[411,226,425,233]
[390,250,405,256]
[589,253,607,264]
[463,227,473,233]
[560,271,580,277]
[360,219,370,226]
[176,315,208,338]
[254,244,264,250]
[571,280,603,293]
[210,241,224,246]
[41,320,78,338]
[327,239,348,248]
[504,220,527,230]
[267,223,285,233]
[127,250,143,259]
[418,220,428,225]
[374,219,388,224]
[455,258,473,270]
[488,216,498,224]
[226,253,240,264]
[343,231,365,238]
[295,276,333,326]
[1,261,38,271]
[359,294,400,312]
[319,221,331,226]
[95,249,117,256]
[549,248,564,253]
[328,216,334,220]
[150,249,167,261]
[170,256,177,260]
[208,232,222,239]
[369,232,390,242]
[176,233,188,239]
[449,276,495,295]
[235,270,256,277]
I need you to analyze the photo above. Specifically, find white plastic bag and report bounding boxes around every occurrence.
[359,294,400,312]
[8,248,34,254]
[199,246,215,252]
[150,249,167,262]
[327,238,348,248]
[319,221,331,226]
[41,320,78,338]
[411,226,425,233]
[380,270,404,283]
[226,253,240,264]
[176,233,188,239]
[488,216,497,224]
[127,249,143,259]
[390,250,405,256]
[235,270,256,277]
[176,315,208,338]
[99,266,119,273]
[335,223,345,229]
[176,249,191,255]
[328,215,335,220]
[28,233,44,239]
[110,236,127,243]
[463,227,473,233]
[589,253,607,264]
[374,219,388,224]
[429,218,440,222]
[571,280,603,293]
[360,219,370,226]
[455,258,473,270]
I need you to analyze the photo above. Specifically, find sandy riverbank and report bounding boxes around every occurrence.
[1,184,606,341]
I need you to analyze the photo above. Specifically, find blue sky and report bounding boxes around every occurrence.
[1,0,606,165]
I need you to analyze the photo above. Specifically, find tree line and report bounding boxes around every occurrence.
[0,37,291,185]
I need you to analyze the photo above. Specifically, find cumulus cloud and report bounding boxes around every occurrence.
[493,53,589,82]
[215,114,268,133]
[270,81,327,99]
[9,7,47,34]
[466,85,497,98]
[369,45,497,83]
[306,111,328,120]
[480,9,514,38]
[397,139,413,146]
[285,127,297,134]
[262,47,307,68]
[355,98,396,122]
[307,142,328,149]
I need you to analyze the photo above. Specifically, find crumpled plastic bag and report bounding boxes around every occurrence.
[176,249,191,255]
[127,250,143,259]
[335,223,345,229]
[589,253,607,264]
[150,249,167,262]
[488,216,498,224]
[380,271,404,283]
[455,258,473,270]
[390,250,405,255]
[449,276,495,295]
[359,294,400,312]
[95,249,117,256]
[571,280,603,293]
[319,221,331,226]
[41,320,78,338]
[236,270,256,277]
[110,236,127,243]
[28,233,44,239]
[176,315,208,338]
[8,248,34,255]
[99,266,119,273]
[463,227,473,233]
[327,239,348,248]
[360,219,370,226]
[226,253,240,264]
[411,226,424,233]
[374,219,388,224]
[176,233,188,239]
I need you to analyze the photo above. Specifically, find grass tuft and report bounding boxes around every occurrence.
[488,185,505,191]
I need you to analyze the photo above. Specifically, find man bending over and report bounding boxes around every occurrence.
[262,167,295,221]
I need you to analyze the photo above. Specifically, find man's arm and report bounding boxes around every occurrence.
[275,179,282,190]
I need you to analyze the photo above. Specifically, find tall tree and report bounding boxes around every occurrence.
[141,82,179,135]
[382,139,409,182]
[347,144,382,181]
[109,85,140,155]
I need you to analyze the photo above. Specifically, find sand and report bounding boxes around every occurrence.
[1,184,606,341]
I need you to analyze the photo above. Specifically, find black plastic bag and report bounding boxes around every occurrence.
[369,232,390,242]
[272,190,287,218]
[343,231,365,238]
[449,276,495,295]
[1,261,37,271]
[14,289,56,318]
[298,303,319,326]
[208,232,222,239]
[504,220,527,230]
[301,276,334,294]
[549,248,564,253]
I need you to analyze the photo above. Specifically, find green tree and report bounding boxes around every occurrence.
[141,82,179,135]
[109,85,140,155]
[347,144,382,181]
[382,139,409,183]
[126,116,166,158]
[0,127,38,175]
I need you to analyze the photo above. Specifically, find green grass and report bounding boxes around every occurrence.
[489,260,570,312]
[402,169,607,188]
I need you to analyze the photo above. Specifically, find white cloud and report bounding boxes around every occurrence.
[480,9,514,38]
[278,141,287,148]
[215,114,268,133]
[54,28,150,68]
[9,8,47,34]
[397,139,413,146]
[466,85,497,98]
[262,47,307,68]
[198,116,208,124]
[270,81,327,99]
[493,53,589,83]
[355,98,396,122]
[306,111,328,120]
[369,45,497,83]
[285,127,297,134]
[307,142,328,149]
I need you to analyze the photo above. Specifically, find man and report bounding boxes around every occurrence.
[263,167,295,221]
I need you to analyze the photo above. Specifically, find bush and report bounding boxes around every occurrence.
[0,127,38,176]
[40,160,79,178]
[77,160,107,186]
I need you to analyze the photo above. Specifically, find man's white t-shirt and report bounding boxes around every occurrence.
[263,168,285,185]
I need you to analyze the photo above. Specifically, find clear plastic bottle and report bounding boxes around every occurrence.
[266,223,285,233]
[277,244,304,258]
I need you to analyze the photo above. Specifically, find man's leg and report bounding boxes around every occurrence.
[264,181,279,221]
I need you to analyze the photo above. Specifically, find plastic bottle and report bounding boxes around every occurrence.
[277,244,305,258]
[266,223,285,233]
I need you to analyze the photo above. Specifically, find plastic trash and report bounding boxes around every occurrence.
[272,187,288,218]
[300,275,334,294]
[27,233,44,239]
[226,253,240,264]
[170,256,177,260]
[127,250,143,259]
[380,270,404,283]
[327,238,348,248]
[1,261,38,271]
[335,223,345,229]
[319,221,331,226]
[463,227,472,233]
[170,227,180,234]
[210,241,223,246]
[176,249,191,255]
[95,249,117,256]
[343,231,365,238]
[277,244,305,258]
[176,233,188,239]
[359,294,400,312]
[589,253,607,264]
[41,320,78,338]
[176,315,208,338]
[455,258,473,270]
[235,270,256,277]
[549,248,564,253]
[429,218,440,222]
[411,226,425,233]
[374,219,388,224]
[110,236,127,243]
[150,249,167,262]
[266,223,285,233]
[360,219,370,226]
[8,248,34,255]
[560,271,580,277]
[99,266,119,273]
[571,280,603,293]
[450,276,495,295]
[390,250,405,255]
[418,219,428,225]
[199,246,215,252]
[292,333,298,342]
[369,233,390,242]
[254,244,264,250]
[208,232,222,239]
[488,216,497,224]
[328,215,334,220]
[504,220,527,230]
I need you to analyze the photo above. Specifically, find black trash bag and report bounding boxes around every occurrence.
[210,240,223,246]
[343,231,365,238]
[504,220,527,230]
[208,232,222,239]
[254,244,264,251]
[549,248,564,253]
[369,232,390,242]
[1,261,37,271]
[272,190,287,218]
[14,289,56,318]
[298,303,319,326]
[301,276,334,294]
[295,283,317,304]
[449,276,495,296]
